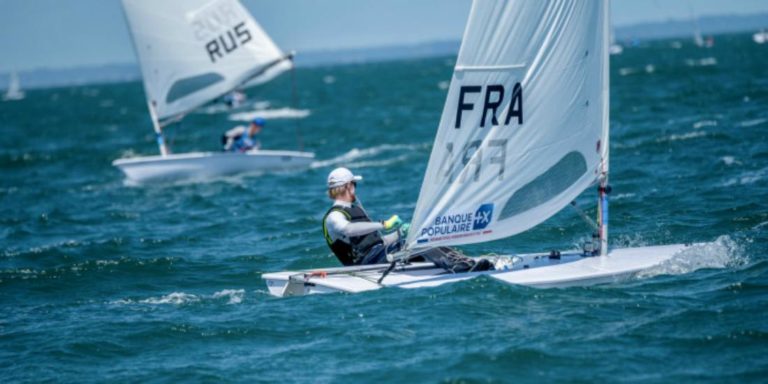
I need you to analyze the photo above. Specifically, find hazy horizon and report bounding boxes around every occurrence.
[2,0,768,73]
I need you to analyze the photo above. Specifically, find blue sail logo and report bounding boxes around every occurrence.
[472,203,494,230]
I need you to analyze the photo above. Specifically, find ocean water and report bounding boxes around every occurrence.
[2,33,767,383]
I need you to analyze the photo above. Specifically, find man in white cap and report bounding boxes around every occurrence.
[322,167,408,265]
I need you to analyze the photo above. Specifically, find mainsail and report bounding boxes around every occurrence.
[121,0,292,124]
[7,72,20,95]
[406,0,610,250]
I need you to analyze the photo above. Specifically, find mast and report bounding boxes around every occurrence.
[148,101,169,157]
[598,0,611,256]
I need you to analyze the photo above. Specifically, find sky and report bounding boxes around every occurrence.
[1,0,768,72]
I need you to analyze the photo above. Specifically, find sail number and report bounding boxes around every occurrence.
[204,22,253,63]
[439,83,523,183]
[455,83,523,129]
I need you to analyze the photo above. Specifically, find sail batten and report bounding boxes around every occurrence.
[121,0,292,122]
[455,64,527,71]
[406,0,608,250]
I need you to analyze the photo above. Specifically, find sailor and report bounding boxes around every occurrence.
[222,90,246,108]
[322,167,409,266]
[222,117,264,152]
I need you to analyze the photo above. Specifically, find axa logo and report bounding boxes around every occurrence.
[472,203,494,230]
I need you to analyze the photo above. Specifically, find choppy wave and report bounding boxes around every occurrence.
[637,236,747,279]
[720,156,741,166]
[685,57,718,67]
[656,131,708,142]
[310,143,429,169]
[692,120,717,129]
[618,64,655,76]
[738,118,768,127]
[3,37,768,383]
[721,166,768,186]
[113,289,245,306]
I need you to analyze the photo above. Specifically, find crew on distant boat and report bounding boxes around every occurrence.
[222,117,264,152]
[222,90,246,108]
[322,167,409,266]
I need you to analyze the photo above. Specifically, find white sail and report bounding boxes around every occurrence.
[4,72,24,100]
[406,0,609,250]
[121,0,292,123]
[8,73,20,94]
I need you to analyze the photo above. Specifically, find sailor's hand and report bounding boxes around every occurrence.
[399,223,410,237]
[382,215,402,231]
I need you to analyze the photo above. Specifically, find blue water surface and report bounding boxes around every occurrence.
[1,33,767,383]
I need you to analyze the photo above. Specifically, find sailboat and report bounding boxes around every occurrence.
[609,27,623,55]
[690,8,713,48]
[754,29,768,45]
[113,0,314,183]
[263,0,707,297]
[3,72,25,101]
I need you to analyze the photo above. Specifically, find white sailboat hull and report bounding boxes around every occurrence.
[3,92,24,101]
[113,149,314,183]
[754,32,768,44]
[263,243,700,297]
[4,72,24,101]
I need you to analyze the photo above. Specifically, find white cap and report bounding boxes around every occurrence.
[327,167,362,188]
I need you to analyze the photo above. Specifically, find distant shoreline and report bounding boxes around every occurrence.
[4,11,767,90]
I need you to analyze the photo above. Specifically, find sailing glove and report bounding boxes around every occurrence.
[382,215,403,231]
[399,223,410,237]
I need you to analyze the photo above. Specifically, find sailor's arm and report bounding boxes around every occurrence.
[223,126,247,151]
[225,126,247,137]
[381,231,399,247]
[326,211,383,239]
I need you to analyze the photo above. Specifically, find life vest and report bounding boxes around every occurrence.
[322,204,383,266]
[233,134,255,152]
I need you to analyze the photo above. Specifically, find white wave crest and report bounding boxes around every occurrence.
[619,67,638,76]
[141,292,200,305]
[685,57,717,67]
[212,289,245,304]
[637,236,746,279]
[311,143,427,169]
[113,289,246,306]
[612,193,636,200]
[693,120,717,129]
[720,156,741,166]
[228,108,310,122]
[657,131,707,142]
[721,166,768,187]
[738,118,767,128]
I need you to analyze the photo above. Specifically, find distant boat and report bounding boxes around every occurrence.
[609,27,623,55]
[3,72,25,101]
[754,29,768,44]
[113,0,314,184]
[690,8,713,48]
[693,26,705,47]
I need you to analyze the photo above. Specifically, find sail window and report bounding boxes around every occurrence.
[166,73,225,104]
[498,151,587,220]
